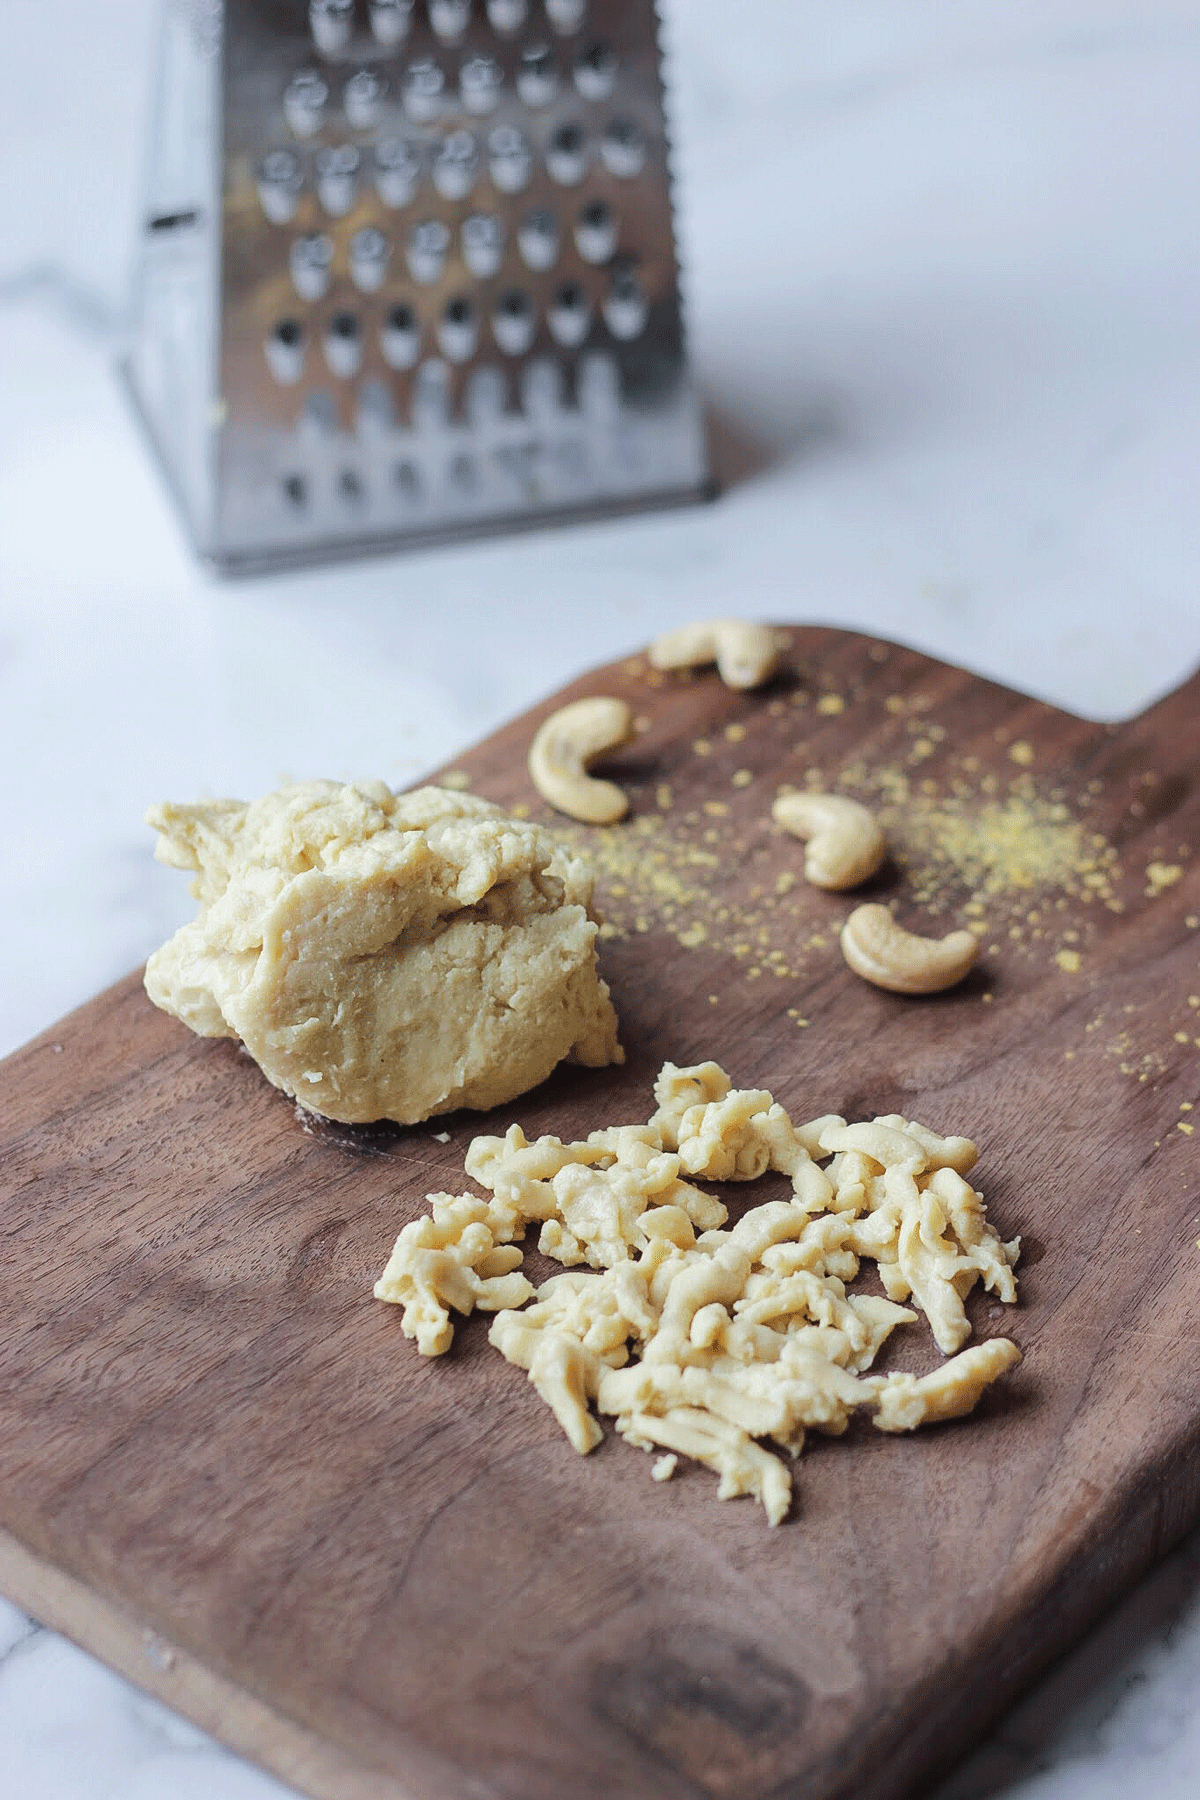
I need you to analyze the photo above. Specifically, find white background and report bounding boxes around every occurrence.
[1,2,1199,1796]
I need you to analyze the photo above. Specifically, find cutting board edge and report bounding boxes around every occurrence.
[475,625,1200,757]
[0,1526,413,1800]
[850,1416,1200,1800]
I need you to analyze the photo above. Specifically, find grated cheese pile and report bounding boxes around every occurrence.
[374,1062,1021,1524]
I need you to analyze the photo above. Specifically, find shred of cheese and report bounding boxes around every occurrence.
[375,1062,1022,1524]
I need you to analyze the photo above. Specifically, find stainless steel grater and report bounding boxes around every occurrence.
[125,0,710,573]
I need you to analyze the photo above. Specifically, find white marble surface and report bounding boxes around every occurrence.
[1,2,1199,1796]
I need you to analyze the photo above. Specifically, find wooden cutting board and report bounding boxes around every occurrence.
[3,627,1199,1800]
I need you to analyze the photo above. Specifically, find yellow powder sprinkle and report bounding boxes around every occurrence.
[656,784,673,811]
[910,738,935,761]
[1179,1122,1195,1136]
[440,769,471,790]
[1176,1032,1192,1045]
[1056,949,1082,974]
[1009,741,1035,766]
[1146,862,1184,896]
[724,723,746,742]
[1182,1102,1194,1112]
[1190,996,1200,1008]
[775,871,796,897]
[794,1018,809,1028]
[732,769,754,788]
[837,775,1122,907]
[703,801,729,817]
[885,695,906,714]
[677,923,707,949]
[1188,916,1199,929]
[509,800,530,819]
[817,693,845,716]
[693,739,712,757]
[708,995,719,1005]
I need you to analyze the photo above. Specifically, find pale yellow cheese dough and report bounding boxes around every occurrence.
[144,780,623,1124]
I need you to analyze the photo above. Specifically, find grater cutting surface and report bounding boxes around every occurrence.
[127,0,709,571]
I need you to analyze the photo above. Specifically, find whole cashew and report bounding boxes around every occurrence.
[648,620,784,690]
[772,792,887,890]
[840,904,979,995]
[528,697,634,824]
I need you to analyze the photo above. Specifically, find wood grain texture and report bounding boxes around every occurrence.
[2,626,1199,1800]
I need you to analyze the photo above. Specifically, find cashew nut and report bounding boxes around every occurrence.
[648,620,784,690]
[772,792,887,890]
[840,904,979,995]
[528,697,633,824]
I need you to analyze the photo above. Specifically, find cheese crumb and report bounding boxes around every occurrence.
[1146,862,1183,896]
[1055,949,1082,974]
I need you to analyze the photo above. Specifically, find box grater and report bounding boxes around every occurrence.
[125,0,710,573]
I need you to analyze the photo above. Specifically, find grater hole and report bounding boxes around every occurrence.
[284,71,329,138]
[460,54,503,114]
[449,452,479,497]
[344,69,386,130]
[547,280,591,348]
[412,358,451,426]
[488,124,533,194]
[406,217,452,282]
[301,391,339,434]
[603,265,648,340]
[493,289,536,356]
[467,364,508,422]
[517,206,558,271]
[487,0,528,29]
[432,129,479,201]
[369,0,414,47]
[315,143,360,217]
[438,296,478,362]
[515,43,557,108]
[545,0,586,35]
[357,376,395,433]
[574,198,615,264]
[394,458,421,501]
[404,57,446,122]
[546,122,588,186]
[257,150,304,223]
[375,136,421,207]
[574,42,617,101]
[601,118,646,179]
[349,226,391,292]
[265,319,307,384]
[289,231,334,301]
[462,211,504,278]
[310,0,354,55]
[520,355,564,417]
[338,467,365,506]
[325,311,363,378]
[282,473,307,509]
[577,347,621,415]
[430,0,471,42]
[382,301,422,368]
